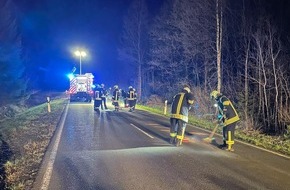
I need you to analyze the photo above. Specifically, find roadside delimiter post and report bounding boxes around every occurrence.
[47,97,51,113]
[164,100,168,115]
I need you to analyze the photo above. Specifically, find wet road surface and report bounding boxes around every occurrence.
[33,102,290,190]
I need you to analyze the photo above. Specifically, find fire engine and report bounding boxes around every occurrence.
[68,73,94,102]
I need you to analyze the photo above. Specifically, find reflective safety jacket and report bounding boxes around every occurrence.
[127,88,137,100]
[100,87,107,98]
[94,87,103,100]
[112,89,120,101]
[170,90,194,123]
[217,95,240,126]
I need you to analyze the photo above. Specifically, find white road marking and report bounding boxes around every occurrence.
[40,104,69,190]
[236,139,290,160]
[130,123,154,139]
[147,123,160,126]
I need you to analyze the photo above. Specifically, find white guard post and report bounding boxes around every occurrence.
[164,100,168,115]
[47,97,51,113]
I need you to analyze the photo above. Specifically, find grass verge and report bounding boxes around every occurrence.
[0,99,67,190]
[137,104,290,156]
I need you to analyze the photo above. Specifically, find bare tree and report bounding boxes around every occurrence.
[216,0,223,93]
[118,0,148,100]
[148,0,217,91]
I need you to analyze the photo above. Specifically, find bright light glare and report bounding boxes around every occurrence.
[214,103,218,107]
[67,73,74,80]
[75,50,86,57]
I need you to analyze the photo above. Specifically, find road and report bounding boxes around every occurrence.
[33,102,290,190]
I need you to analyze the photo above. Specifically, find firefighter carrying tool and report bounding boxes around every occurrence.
[170,85,194,146]
[210,90,240,151]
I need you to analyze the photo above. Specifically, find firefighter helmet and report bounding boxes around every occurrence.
[114,85,119,89]
[128,86,133,89]
[183,85,191,93]
[210,90,220,99]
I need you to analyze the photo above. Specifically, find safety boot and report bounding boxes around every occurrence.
[226,147,234,152]
[226,144,234,152]
[218,141,227,149]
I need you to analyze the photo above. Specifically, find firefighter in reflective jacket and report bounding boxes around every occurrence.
[170,85,194,146]
[94,84,103,110]
[100,83,108,109]
[210,90,240,151]
[112,85,120,111]
[127,86,137,112]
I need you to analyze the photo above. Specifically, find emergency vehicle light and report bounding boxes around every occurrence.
[67,73,74,80]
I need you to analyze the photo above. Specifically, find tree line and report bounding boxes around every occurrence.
[119,0,290,135]
[0,0,27,106]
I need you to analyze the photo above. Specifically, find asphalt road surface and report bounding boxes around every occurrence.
[33,102,290,190]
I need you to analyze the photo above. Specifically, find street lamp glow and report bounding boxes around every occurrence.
[75,50,86,57]
[74,50,86,75]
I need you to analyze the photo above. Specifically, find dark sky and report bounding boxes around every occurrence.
[14,0,162,90]
[15,0,289,91]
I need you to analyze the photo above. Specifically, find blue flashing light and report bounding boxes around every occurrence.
[91,84,96,89]
[67,73,74,80]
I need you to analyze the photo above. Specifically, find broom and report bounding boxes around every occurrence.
[203,123,219,143]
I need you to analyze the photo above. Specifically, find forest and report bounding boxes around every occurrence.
[1,0,290,135]
[119,0,290,135]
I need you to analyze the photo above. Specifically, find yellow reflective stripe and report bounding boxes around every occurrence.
[231,102,239,120]
[226,131,234,145]
[176,135,183,140]
[188,100,194,104]
[224,115,240,125]
[176,93,185,114]
[170,114,188,122]
[127,98,135,100]
[223,100,230,106]
[184,87,190,92]
[170,133,177,137]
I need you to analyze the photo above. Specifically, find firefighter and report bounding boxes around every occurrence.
[93,84,103,110]
[170,85,194,146]
[127,86,137,112]
[121,89,128,107]
[210,90,240,151]
[112,85,120,111]
[100,83,108,109]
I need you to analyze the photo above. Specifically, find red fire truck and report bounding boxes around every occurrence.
[68,73,94,102]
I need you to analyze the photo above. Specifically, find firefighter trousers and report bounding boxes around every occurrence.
[101,97,108,109]
[170,118,186,145]
[222,122,237,149]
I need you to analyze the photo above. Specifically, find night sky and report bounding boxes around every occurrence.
[14,0,162,90]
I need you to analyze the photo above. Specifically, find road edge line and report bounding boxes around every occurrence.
[40,103,69,190]
[187,124,290,160]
